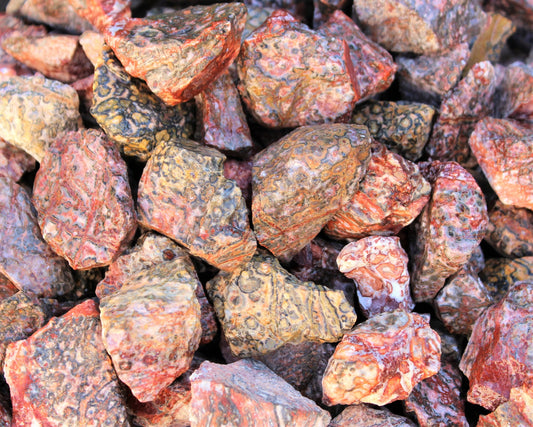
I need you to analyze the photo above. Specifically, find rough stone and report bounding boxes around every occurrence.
[0,274,18,300]
[67,0,131,32]
[223,158,253,207]
[496,61,533,120]
[484,0,533,29]
[477,386,533,427]
[479,256,533,301]
[465,245,486,274]
[322,310,441,406]
[242,4,272,41]
[0,138,35,181]
[329,404,416,427]
[79,30,105,66]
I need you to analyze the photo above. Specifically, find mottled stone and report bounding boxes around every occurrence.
[67,0,131,32]
[496,62,533,120]
[325,143,430,239]
[138,138,256,272]
[485,0,533,28]
[92,47,195,161]
[0,274,18,300]
[0,138,35,181]
[242,4,272,40]
[410,161,488,302]
[479,256,533,301]
[4,299,129,426]
[104,3,246,105]
[477,386,533,427]
[244,0,308,23]
[33,129,137,270]
[313,0,349,27]
[322,310,441,406]
[190,359,331,427]
[223,158,253,206]
[466,245,486,274]
[207,252,357,357]
[79,30,105,66]
[0,401,10,427]
[329,404,416,427]
[71,73,94,121]
[0,74,81,162]
[237,10,358,128]
[469,118,533,210]
[460,281,533,410]
[253,124,371,260]
[0,177,74,297]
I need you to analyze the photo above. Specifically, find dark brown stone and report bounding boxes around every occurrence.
[0,138,35,182]
[479,256,533,301]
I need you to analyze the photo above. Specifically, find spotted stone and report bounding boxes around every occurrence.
[67,0,131,32]
[479,256,533,301]
[330,405,416,427]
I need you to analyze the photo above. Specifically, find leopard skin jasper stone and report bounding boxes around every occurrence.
[497,62,533,121]
[0,177,74,298]
[329,405,416,427]
[0,274,18,300]
[325,143,431,239]
[322,310,441,406]
[104,3,246,105]
[0,138,35,181]
[4,299,129,426]
[477,386,533,427]
[67,0,131,32]
[0,74,81,162]
[318,10,397,101]
[138,138,256,272]
[79,30,105,66]
[242,4,273,40]
[350,101,435,161]
[460,281,533,411]
[33,128,137,270]
[252,124,371,261]
[238,9,358,128]
[479,257,533,301]
[206,252,357,357]
[92,47,195,161]
[410,161,488,303]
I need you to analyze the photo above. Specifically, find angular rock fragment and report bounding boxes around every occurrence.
[410,161,488,302]
[4,299,129,426]
[91,47,195,161]
[0,74,81,161]
[0,177,74,297]
[325,143,430,239]
[466,245,486,274]
[479,256,533,301]
[237,10,358,128]
[190,359,331,427]
[138,138,256,271]
[253,124,371,260]
[477,386,533,427]
[242,4,272,40]
[223,158,253,206]
[322,310,441,406]
[485,0,533,28]
[79,30,105,66]
[0,274,18,300]
[67,0,131,32]
[496,62,533,120]
[207,252,357,357]
[460,281,533,410]
[313,0,349,27]
[329,404,416,427]
[104,3,246,105]
[33,129,137,270]
[0,138,35,181]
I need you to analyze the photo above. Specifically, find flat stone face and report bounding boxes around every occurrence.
[79,30,105,66]
[237,9,358,128]
[322,310,441,406]
[410,161,488,302]
[0,138,35,181]
[469,117,533,210]
[329,404,416,427]
[497,62,533,121]
[460,281,533,411]
[477,386,533,427]
[207,252,357,357]
[104,3,246,105]
[252,124,371,260]
[4,299,129,426]
[480,257,533,301]
[190,359,332,427]
[325,143,430,239]
[137,138,256,272]
[0,177,74,297]
[33,128,137,270]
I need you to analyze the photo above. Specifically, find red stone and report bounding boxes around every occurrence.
[477,386,533,427]
[329,404,416,427]
[0,274,18,300]
[0,138,35,181]
[67,0,131,32]
[497,62,533,120]
[223,158,253,207]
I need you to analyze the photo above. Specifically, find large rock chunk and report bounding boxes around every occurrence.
[253,124,371,260]
[496,62,533,120]
[67,0,131,32]
[33,129,137,270]
[0,138,35,181]
[477,386,533,427]
[4,299,129,426]
[329,404,416,426]
[480,257,533,300]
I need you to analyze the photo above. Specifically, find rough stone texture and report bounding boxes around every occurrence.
[0,274,18,300]
[313,0,349,27]
[79,30,105,66]
[67,0,131,32]
[0,74,81,162]
[329,404,416,427]
[92,46,195,161]
[496,62,533,120]
[337,236,414,317]
[242,4,272,40]
[237,10,358,128]
[466,245,486,274]
[253,124,371,260]
[322,310,441,406]
[405,360,468,427]
[485,0,533,28]
[460,281,533,411]
[4,299,129,426]
[100,258,202,402]
[469,118,533,210]
[325,143,430,239]
[318,10,396,101]
[207,252,357,357]
[0,177,74,297]
[477,386,533,427]
[479,257,533,301]
[190,359,331,427]
[410,161,488,302]
[223,158,253,207]
[0,138,35,181]
[33,128,137,270]
[350,100,435,161]
[104,3,246,105]
[138,138,256,272]
[0,401,10,427]
[71,74,94,120]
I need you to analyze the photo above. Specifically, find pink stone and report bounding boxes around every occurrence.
[329,404,416,427]
[0,138,35,181]
[477,386,533,427]
[67,0,131,32]
[496,62,532,119]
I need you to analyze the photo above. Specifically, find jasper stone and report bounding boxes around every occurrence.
[479,257,533,302]
[253,124,371,260]
[485,0,533,28]
[322,310,441,406]
[460,281,533,411]
[91,46,195,161]
[0,74,81,162]
[477,386,533,427]
[410,161,488,302]
[190,359,331,427]
[237,9,358,128]
[329,405,416,427]
[497,61,533,120]
[0,177,74,297]
[4,299,129,426]
[0,138,35,181]
[0,274,18,300]
[33,128,137,270]
[67,0,131,32]
[207,252,357,357]
[104,3,246,105]
[79,30,105,66]
[138,138,256,272]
